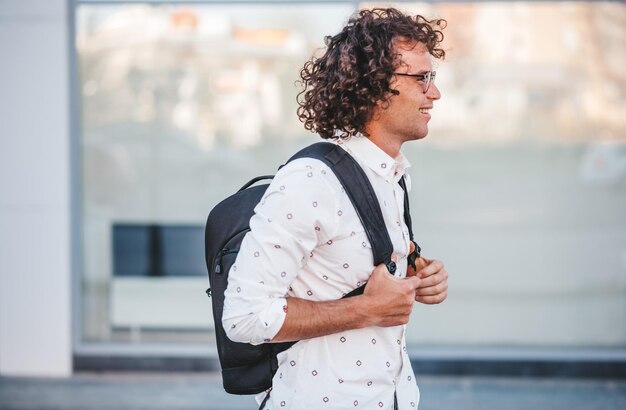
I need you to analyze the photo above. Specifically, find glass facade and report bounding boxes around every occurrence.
[76,2,626,349]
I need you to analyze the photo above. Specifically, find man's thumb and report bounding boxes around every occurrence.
[405,275,421,289]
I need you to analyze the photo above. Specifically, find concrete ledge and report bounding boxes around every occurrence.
[75,355,221,373]
[74,346,626,378]
[411,358,626,379]
[410,346,626,379]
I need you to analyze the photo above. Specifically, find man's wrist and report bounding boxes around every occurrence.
[350,294,376,328]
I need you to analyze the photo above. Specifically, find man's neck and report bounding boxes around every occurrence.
[364,129,403,158]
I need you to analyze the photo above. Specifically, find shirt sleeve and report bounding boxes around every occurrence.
[222,158,340,345]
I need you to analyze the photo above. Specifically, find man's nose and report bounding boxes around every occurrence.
[427,83,441,100]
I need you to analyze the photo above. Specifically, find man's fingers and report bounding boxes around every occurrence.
[417,259,445,278]
[417,269,448,289]
[414,256,431,272]
[414,280,448,296]
[415,290,447,305]
[412,257,449,305]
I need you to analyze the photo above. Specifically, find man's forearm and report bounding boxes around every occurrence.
[270,296,372,343]
[270,262,421,342]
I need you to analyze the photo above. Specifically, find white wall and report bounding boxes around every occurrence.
[0,0,72,376]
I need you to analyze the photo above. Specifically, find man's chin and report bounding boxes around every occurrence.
[401,127,428,142]
[410,132,428,141]
[413,125,429,141]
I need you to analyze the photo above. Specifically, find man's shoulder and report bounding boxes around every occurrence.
[278,155,332,173]
[273,156,341,189]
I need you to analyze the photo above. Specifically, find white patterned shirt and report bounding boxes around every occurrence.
[222,135,420,410]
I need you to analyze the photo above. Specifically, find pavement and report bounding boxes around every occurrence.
[1,372,625,410]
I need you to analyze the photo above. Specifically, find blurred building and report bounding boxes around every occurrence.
[1,0,625,378]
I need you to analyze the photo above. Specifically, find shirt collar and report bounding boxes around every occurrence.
[337,134,411,182]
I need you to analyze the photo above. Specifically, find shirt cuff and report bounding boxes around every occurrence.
[251,297,288,345]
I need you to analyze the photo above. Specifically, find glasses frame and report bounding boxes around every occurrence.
[393,71,436,93]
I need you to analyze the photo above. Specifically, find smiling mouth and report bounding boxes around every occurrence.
[419,108,431,114]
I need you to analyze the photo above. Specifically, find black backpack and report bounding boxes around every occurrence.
[204,142,420,395]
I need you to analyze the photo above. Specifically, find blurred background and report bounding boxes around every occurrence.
[1,0,625,390]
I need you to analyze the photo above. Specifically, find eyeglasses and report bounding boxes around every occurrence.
[394,71,436,93]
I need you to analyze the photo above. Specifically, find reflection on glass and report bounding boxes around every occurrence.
[77,3,356,344]
[77,3,626,347]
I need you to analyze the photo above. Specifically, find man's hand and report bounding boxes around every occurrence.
[406,243,448,305]
[362,259,422,327]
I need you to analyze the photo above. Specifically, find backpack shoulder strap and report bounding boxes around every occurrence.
[286,142,395,274]
[399,176,421,268]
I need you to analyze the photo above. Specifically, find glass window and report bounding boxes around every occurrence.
[77,2,356,344]
[375,1,626,348]
[77,2,626,348]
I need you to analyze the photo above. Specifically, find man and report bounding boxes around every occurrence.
[223,8,449,410]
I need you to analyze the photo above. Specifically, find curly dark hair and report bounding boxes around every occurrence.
[297,8,446,139]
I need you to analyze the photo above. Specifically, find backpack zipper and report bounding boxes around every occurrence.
[207,248,239,298]
[214,248,239,274]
